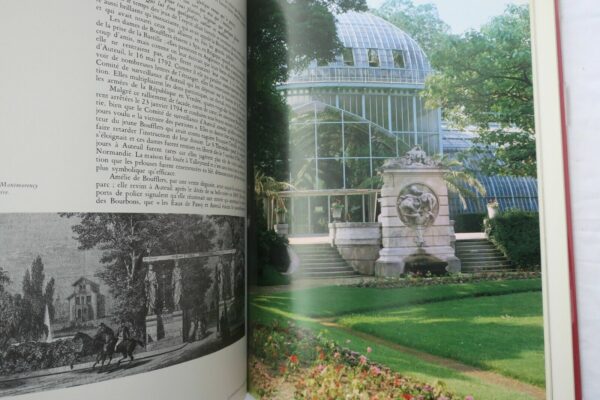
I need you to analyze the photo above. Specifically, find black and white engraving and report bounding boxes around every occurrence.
[0,213,245,397]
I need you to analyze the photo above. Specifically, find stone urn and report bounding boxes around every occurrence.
[487,200,499,219]
[275,209,287,224]
[331,204,344,222]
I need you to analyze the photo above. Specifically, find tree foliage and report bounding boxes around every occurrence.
[22,257,44,340]
[61,214,225,331]
[0,292,24,349]
[248,0,367,177]
[3,256,56,342]
[376,0,450,56]
[435,155,487,210]
[0,267,9,293]
[423,5,535,177]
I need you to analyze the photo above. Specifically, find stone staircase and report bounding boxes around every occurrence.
[291,243,359,279]
[455,239,513,273]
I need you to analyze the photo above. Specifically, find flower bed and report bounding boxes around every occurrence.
[249,322,469,399]
[354,271,540,289]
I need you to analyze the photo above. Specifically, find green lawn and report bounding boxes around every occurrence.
[251,279,541,317]
[250,279,545,399]
[338,291,545,387]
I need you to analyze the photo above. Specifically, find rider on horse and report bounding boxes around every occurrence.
[114,319,130,352]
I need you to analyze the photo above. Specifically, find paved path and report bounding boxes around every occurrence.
[319,320,546,400]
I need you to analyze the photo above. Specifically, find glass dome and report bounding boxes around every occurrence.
[287,11,432,86]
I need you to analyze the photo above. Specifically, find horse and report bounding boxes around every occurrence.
[92,323,117,369]
[91,323,145,369]
[114,335,145,365]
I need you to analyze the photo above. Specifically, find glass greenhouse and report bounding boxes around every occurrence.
[278,12,538,235]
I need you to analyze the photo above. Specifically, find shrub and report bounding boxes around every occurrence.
[257,228,290,273]
[453,213,486,233]
[485,210,541,268]
[258,264,291,286]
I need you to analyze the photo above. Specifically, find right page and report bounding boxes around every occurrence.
[248,0,558,399]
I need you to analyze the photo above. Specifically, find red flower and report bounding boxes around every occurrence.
[289,354,299,364]
[402,395,413,400]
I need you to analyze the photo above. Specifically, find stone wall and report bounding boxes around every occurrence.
[329,222,381,275]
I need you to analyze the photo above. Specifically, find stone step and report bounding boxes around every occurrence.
[300,261,349,268]
[299,254,344,263]
[456,249,501,254]
[462,261,512,268]
[299,259,346,265]
[291,244,357,279]
[456,252,504,258]
[291,244,333,249]
[462,267,517,273]
[299,266,356,273]
[455,243,496,248]
[461,261,512,267]
[294,271,359,279]
[293,249,339,256]
[297,253,344,259]
[461,257,510,263]
[455,238,512,273]
[457,253,505,259]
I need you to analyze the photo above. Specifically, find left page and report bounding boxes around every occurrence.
[0,1,247,399]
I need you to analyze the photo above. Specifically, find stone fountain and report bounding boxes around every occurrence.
[375,146,461,277]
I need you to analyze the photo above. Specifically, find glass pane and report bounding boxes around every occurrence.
[368,49,380,67]
[316,106,342,123]
[347,195,365,222]
[317,159,344,189]
[344,122,370,157]
[290,197,309,235]
[339,94,363,116]
[371,127,397,158]
[290,122,316,158]
[343,48,354,66]
[317,123,343,157]
[290,158,316,190]
[345,158,372,189]
[393,50,405,68]
[311,196,329,234]
[365,95,388,128]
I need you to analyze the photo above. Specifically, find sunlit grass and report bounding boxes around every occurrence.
[249,279,545,398]
[337,291,545,387]
[252,279,541,318]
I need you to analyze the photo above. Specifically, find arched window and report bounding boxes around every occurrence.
[368,49,379,67]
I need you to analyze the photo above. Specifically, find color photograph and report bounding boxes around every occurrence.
[248,0,543,398]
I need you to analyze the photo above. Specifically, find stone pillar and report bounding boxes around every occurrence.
[146,314,158,344]
[375,147,461,277]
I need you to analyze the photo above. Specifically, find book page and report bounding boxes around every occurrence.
[557,0,600,397]
[0,0,246,399]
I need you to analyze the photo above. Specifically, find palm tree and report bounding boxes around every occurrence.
[254,168,295,229]
[434,155,486,209]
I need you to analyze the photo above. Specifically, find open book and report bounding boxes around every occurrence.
[0,0,583,399]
